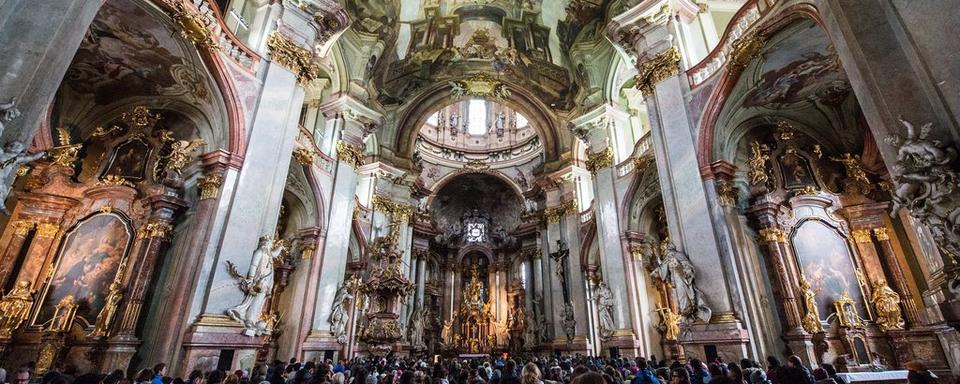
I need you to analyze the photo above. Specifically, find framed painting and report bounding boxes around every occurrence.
[35,213,132,327]
[102,139,151,181]
[791,219,867,318]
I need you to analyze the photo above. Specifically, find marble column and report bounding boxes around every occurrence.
[307,96,381,349]
[0,1,102,144]
[571,105,641,351]
[609,6,748,358]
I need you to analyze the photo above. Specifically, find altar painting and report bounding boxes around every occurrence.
[791,220,866,318]
[37,213,132,326]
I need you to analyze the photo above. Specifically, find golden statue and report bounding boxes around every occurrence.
[160,138,206,174]
[0,280,35,337]
[464,265,484,304]
[90,282,124,338]
[656,306,682,341]
[799,274,823,334]
[46,295,78,333]
[871,281,905,331]
[748,141,770,186]
[830,153,871,193]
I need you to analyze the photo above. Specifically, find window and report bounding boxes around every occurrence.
[466,222,485,242]
[426,111,439,126]
[516,113,528,128]
[467,99,487,135]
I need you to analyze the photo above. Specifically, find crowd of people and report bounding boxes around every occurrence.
[0,353,945,384]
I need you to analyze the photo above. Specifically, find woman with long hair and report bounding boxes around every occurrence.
[521,364,542,384]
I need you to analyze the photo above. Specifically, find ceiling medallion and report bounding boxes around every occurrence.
[449,73,511,100]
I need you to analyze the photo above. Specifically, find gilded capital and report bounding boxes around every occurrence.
[136,221,174,241]
[544,200,578,223]
[585,147,614,174]
[336,140,364,169]
[851,229,872,244]
[198,173,223,200]
[266,31,321,85]
[635,47,681,95]
[757,227,786,244]
[873,227,890,241]
[35,223,59,238]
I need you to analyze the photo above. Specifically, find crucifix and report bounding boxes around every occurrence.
[550,240,570,303]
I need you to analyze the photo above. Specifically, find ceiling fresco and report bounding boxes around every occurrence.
[429,173,523,236]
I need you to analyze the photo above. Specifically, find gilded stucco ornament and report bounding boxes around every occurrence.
[830,153,872,194]
[757,227,786,244]
[747,141,770,186]
[834,291,864,328]
[35,222,58,238]
[585,147,614,174]
[0,280,35,337]
[136,221,174,241]
[97,174,135,187]
[198,173,223,200]
[335,140,364,169]
[172,2,217,48]
[871,281,904,331]
[635,46,681,95]
[158,138,205,176]
[90,282,124,338]
[716,180,738,207]
[851,229,872,244]
[544,200,578,223]
[293,147,316,166]
[727,33,765,71]
[266,31,322,85]
[449,73,511,99]
[886,117,960,293]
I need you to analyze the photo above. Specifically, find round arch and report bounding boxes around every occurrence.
[392,78,563,163]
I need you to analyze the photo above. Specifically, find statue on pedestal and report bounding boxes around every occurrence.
[799,274,823,334]
[592,281,616,339]
[90,282,124,338]
[226,236,283,336]
[329,282,354,344]
[652,242,712,322]
[871,281,905,331]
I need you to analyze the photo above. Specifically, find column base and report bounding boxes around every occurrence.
[302,330,343,360]
[551,336,591,354]
[180,316,267,375]
[888,326,956,375]
[89,335,140,373]
[782,330,817,366]
[680,321,750,362]
[601,329,641,357]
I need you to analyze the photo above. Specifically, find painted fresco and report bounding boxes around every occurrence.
[37,214,131,326]
[791,220,866,318]
[744,23,842,107]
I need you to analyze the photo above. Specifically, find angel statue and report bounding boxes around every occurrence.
[329,282,354,344]
[157,138,205,178]
[449,81,467,99]
[0,141,45,214]
[226,236,284,336]
[652,242,712,323]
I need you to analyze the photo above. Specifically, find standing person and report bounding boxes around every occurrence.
[13,368,30,384]
[687,360,708,384]
[521,363,542,384]
[154,365,168,384]
[629,360,658,384]
[762,358,781,384]
[782,356,813,384]
[668,369,689,384]
[905,361,938,384]
[137,370,156,384]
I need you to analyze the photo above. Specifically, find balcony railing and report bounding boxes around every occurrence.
[615,131,653,178]
[685,0,762,88]
[190,0,262,73]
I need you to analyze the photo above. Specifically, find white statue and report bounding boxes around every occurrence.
[407,302,426,350]
[0,98,21,137]
[441,318,454,345]
[226,236,283,336]
[0,141,44,214]
[652,242,712,322]
[592,281,616,339]
[329,282,354,344]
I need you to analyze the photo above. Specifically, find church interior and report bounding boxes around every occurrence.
[0,0,958,381]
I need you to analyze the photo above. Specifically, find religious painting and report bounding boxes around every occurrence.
[36,213,132,326]
[744,21,842,107]
[102,139,151,180]
[791,220,867,318]
[777,152,817,190]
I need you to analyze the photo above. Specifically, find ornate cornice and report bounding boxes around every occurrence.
[585,147,614,174]
[635,46,681,94]
[266,31,321,85]
[371,195,412,220]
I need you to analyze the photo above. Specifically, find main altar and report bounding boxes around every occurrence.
[443,266,497,354]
